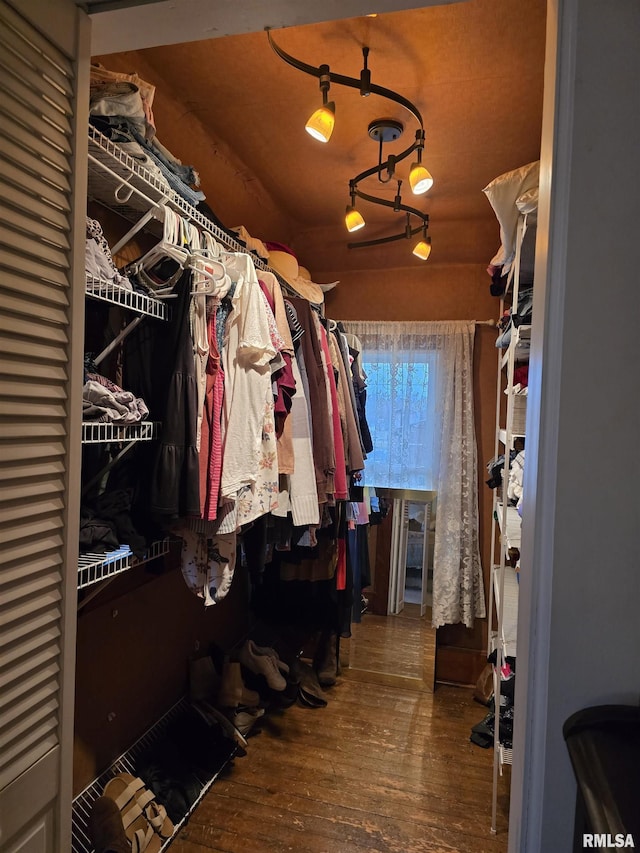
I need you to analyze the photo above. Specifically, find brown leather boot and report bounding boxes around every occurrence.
[314,630,338,687]
[218,659,260,707]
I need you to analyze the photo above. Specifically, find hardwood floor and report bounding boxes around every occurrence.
[170,614,510,853]
[349,603,436,686]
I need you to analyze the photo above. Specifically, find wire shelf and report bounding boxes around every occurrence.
[87,126,299,294]
[500,744,513,768]
[77,546,132,590]
[133,537,171,568]
[85,275,168,320]
[71,697,235,853]
[81,421,160,444]
[88,126,259,259]
[76,539,171,593]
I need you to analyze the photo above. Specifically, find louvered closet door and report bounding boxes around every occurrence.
[0,1,89,851]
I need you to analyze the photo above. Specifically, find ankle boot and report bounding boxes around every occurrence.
[218,660,260,708]
[314,630,338,687]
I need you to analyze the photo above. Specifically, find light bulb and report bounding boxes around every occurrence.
[413,236,432,260]
[305,102,335,143]
[345,205,365,232]
[409,162,434,195]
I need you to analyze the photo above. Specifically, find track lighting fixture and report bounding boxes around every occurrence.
[345,184,365,232]
[268,29,433,258]
[413,225,432,260]
[305,64,335,143]
[409,133,434,195]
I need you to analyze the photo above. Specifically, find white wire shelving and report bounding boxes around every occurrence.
[81,421,160,445]
[85,274,168,320]
[77,546,132,591]
[88,125,267,266]
[71,697,236,853]
[86,125,303,299]
[77,538,171,592]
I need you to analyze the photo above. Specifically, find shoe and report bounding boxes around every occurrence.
[192,700,248,750]
[248,641,290,675]
[228,706,265,737]
[217,660,260,708]
[313,630,338,687]
[102,774,163,852]
[471,713,495,738]
[298,662,328,708]
[238,640,286,691]
[88,796,130,853]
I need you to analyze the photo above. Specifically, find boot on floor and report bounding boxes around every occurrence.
[314,630,338,687]
[217,659,260,708]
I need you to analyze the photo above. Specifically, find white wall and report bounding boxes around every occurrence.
[511,0,640,850]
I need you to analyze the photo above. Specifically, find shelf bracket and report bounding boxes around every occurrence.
[81,436,145,497]
[93,314,144,367]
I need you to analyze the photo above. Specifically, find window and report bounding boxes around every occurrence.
[361,347,439,490]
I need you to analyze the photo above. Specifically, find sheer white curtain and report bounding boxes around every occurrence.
[343,320,486,628]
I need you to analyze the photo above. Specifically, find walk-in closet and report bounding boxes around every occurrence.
[1,1,638,852]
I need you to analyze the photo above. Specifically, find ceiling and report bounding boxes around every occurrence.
[92,0,547,274]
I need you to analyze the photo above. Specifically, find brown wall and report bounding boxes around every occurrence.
[92,50,296,244]
[74,555,251,794]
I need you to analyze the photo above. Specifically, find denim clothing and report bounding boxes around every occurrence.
[89,116,205,206]
[150,137,200,188]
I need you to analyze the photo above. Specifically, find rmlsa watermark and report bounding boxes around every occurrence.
[583,835,635,849]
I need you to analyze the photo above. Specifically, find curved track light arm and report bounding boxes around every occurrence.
[353,186,429,224]
[267,29,424,128]
[348,222,424,249]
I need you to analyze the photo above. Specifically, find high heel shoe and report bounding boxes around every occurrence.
[217,660,260,708]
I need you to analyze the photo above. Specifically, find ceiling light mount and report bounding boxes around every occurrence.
[367,118,404,143]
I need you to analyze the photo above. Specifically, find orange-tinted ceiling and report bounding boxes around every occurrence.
[95,0,546,272]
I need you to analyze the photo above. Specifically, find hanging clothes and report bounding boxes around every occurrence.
[199,307,224,521]
[287,297,334,503]
[216,253,278,533]
[149,271,200,518]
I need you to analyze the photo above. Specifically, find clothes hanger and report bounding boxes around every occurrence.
[123,207,188,295]
[187,223,226,294]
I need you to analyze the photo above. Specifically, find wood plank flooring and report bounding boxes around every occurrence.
[349,603,436,686]
[170,613,510,853]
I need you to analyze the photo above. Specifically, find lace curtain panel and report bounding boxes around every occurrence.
[343,320,486,628]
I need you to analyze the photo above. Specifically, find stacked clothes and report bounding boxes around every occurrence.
[89,74,205,207]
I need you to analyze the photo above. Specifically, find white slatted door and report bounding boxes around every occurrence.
[0,1,89,851]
